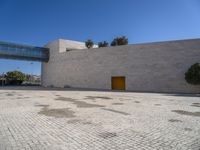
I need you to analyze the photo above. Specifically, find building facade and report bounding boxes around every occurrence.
[41,39,200,93]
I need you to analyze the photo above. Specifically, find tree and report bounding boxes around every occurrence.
[98,41,109,48]
[185,63,200,85]
[85,39,94,49]
[5,71,26,85]
[111,36,128,46]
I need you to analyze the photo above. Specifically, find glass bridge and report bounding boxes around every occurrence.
[0,41,49,62]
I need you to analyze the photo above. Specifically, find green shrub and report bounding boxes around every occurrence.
[85,39,94,49]
[5,71,26,85]
[98,41,109,48]
[111,36,128,46]
[185,63,200,85]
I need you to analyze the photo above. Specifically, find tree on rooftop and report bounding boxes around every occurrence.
[111,36,128,46]
[85,39,94,49]
[185,63,200,85]
[98,41,109,48]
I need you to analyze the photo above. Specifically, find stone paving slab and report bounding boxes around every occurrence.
[0,88,200,150]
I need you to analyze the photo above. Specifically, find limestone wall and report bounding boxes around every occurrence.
[42,39,200,93]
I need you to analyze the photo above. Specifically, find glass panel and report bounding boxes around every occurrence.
[0,41,49,62]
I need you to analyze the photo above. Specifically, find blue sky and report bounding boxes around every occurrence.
[0,0,200,75]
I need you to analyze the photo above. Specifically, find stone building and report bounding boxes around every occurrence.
[41,39,200,93]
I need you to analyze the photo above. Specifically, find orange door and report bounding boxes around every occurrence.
[112,76,126,90]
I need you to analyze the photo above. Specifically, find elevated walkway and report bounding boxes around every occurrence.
[0,41,49,62]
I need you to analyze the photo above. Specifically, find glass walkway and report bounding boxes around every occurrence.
[0,41,49,62]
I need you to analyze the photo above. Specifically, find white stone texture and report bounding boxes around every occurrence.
[42,39,200,93]
[0,87,200,150]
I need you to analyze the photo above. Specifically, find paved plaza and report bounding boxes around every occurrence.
[0,87,200,150]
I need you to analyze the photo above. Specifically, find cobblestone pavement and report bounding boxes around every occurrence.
[0,87,200,150]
